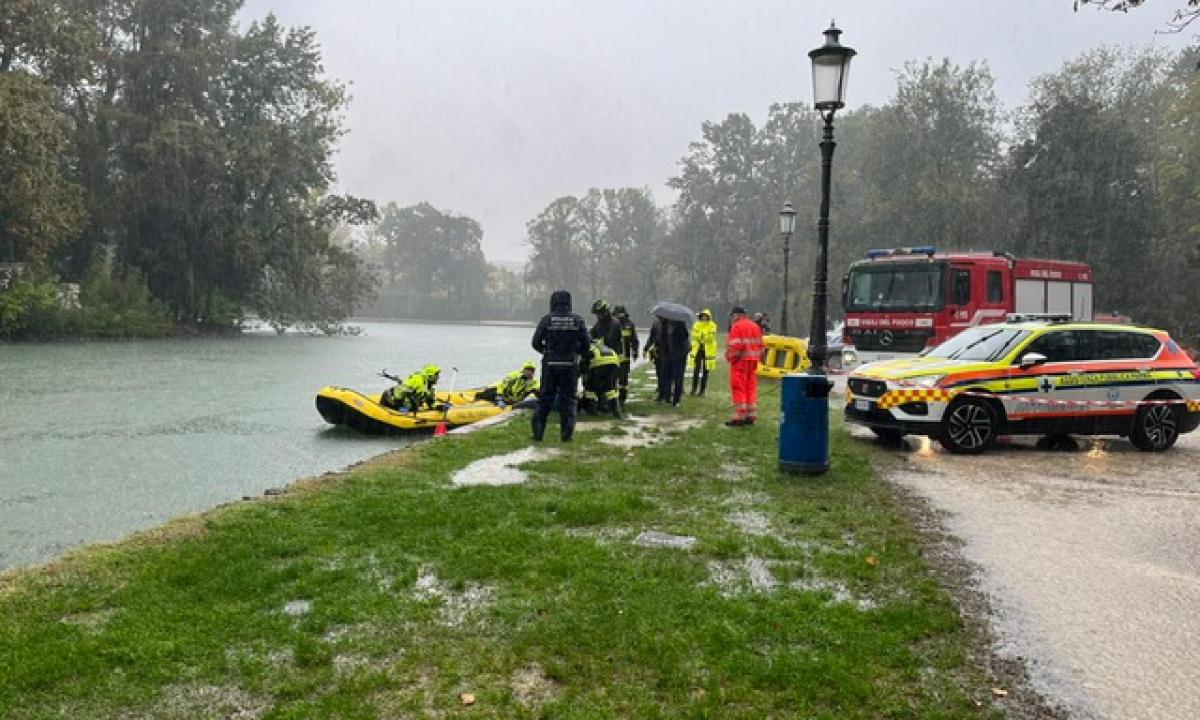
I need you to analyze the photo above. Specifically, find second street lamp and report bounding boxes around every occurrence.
[778,201,797,337]
[806,21,855,374]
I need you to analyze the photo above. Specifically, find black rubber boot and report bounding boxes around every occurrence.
[531,413,546,442]
[699,374,708,397]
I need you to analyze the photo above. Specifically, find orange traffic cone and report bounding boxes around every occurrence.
[433,421,448,437]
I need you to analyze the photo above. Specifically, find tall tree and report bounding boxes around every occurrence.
[1006,48,1169,320]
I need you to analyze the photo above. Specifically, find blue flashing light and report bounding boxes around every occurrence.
[911,245,937,256]
[866,249,890,259]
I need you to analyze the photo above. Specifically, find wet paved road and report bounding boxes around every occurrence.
[853,422,1200,720]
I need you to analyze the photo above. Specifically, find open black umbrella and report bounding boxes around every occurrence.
[650,301,696,328]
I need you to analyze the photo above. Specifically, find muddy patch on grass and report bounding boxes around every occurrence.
[451,447,562,487]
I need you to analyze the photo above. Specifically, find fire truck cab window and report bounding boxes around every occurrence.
[951,269,971,305]
[987,270,1003,303]
[844,263,946,312]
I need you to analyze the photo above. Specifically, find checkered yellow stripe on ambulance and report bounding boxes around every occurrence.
[876,388,954,410]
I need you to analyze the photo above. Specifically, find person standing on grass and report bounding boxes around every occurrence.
[657,317,690,406]
[531,290,590,442]
[689,308,717,396]
[725,306,764,426]
[613,305,639,405]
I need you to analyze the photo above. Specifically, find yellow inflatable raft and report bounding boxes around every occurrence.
[315,386,510,434]
[756,334,811,379]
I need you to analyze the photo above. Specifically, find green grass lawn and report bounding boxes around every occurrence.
[0,366,998,719]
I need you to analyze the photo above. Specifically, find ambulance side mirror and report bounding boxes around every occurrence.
[1019,352,1047,369]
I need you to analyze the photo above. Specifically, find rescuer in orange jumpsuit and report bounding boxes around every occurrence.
[725,306,765,426]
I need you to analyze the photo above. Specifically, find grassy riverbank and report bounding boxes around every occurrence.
[0,367,999,718]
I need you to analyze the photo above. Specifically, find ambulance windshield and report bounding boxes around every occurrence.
[926,327,1031,362]
[845,262,946,312]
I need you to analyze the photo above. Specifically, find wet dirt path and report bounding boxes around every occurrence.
[858,425,1200,719]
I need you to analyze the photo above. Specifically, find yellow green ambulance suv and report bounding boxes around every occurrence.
[844,316,1200,454]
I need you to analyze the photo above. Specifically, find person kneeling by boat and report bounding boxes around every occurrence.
[579,341,623,418]
[381,365,446,412]
[475,361,540,407]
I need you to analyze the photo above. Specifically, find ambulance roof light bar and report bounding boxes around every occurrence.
[865,246,937,259]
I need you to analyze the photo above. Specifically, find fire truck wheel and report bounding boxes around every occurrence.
[1130,402,1181,452]
[870,427,905,444]
[938,398,997,455]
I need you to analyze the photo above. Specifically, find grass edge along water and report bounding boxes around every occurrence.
[0,366,1004,719]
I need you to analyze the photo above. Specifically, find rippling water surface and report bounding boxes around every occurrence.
[0,321,535,571]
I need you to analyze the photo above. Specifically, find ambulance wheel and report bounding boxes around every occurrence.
[871,427,905,443]
[938,398,997,455]
[1131,403,1180,452]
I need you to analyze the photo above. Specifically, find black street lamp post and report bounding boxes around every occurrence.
[778,201,797,337]
[806,21,855,375]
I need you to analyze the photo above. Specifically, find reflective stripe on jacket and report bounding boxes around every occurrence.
[690,313,718,370]
[725,317,764,364]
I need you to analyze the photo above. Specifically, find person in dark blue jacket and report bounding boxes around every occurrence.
[531,290,591,442]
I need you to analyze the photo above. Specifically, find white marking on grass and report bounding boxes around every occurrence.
[283,600,311,616]
[451,447,562,487]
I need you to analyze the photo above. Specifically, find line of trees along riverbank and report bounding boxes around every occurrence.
[1,0,377,338]
[4,2,1200,337]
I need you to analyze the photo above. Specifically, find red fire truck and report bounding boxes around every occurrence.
[839,247,1094,369]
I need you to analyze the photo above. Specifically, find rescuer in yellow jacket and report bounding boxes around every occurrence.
[689,308,718,396]
[475,361,540,406]
[580,341,623,418]
[382,365,443,412]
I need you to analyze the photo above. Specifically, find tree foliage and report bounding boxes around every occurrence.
[0,0,377,336]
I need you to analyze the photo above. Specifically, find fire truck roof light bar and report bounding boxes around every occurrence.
[865,246,938,259]
[1006,313,1073,324]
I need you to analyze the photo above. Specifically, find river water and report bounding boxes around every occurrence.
[0,321,538,572]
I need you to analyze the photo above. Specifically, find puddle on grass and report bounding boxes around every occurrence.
[563,526,635,545]
[451,447,562,487]
[152,683,268,720]
[705,556,877,610]
[512,663,563,708]
[727,510,771,536]
[634,530,697,549]
[595,416,704,449]
[411,565,494,627]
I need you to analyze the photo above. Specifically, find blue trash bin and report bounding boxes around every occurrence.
[779,374,833,474]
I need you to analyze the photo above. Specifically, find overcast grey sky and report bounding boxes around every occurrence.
[239,0,1191,263]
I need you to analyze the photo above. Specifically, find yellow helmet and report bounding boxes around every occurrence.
[522,361,536,372]
[422,364,441,377]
